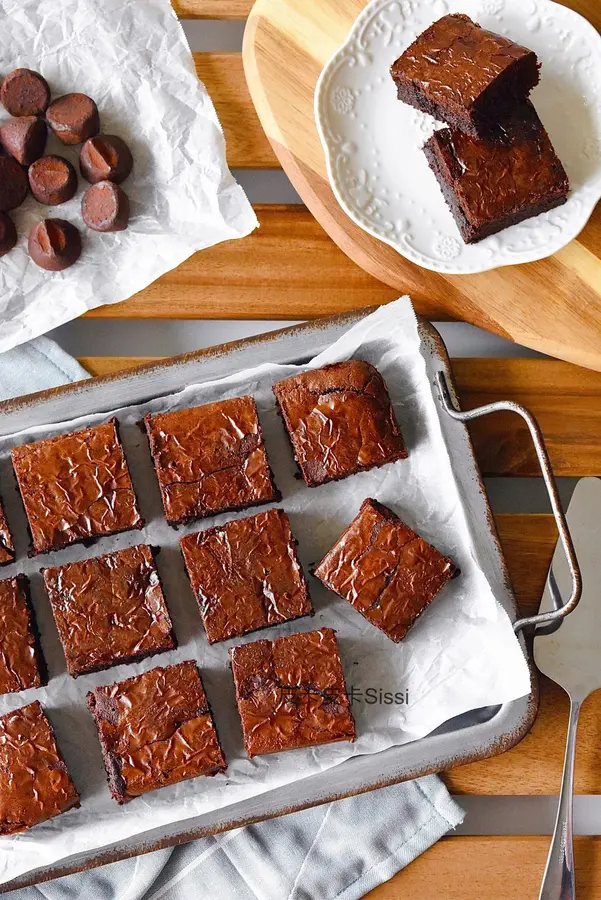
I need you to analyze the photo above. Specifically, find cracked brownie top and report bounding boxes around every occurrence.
[11,418,143,555]
[230,627,355,758]
[43,544,175,677]
[87,661,226,804]
[273,360,407,487]
[144,396,277,525]
[0,497,15,566]
[0,701,79,834]
[0,576,45,695]
[315,499,456,643]
[180,508,312,644]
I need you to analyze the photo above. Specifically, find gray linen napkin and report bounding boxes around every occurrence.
[4,339,465,900]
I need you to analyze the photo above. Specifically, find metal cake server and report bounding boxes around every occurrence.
[535,476,601,900]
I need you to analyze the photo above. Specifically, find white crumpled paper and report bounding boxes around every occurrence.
[0,0,257,353]
[0,299,531,884]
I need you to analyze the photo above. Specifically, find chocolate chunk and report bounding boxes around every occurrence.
[28,218,82,271]
[28,155,77,205]
[81,181,129,232]
[0,116,47,166]
[0,69,50,117]
[46,93,100,145]
[80,134,133,184]
[0,213,17,257]
[0,156,28,212]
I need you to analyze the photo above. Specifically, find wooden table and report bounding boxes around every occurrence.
[75,2,601,896]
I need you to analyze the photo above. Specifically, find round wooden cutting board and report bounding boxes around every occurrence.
[243,0,601,369]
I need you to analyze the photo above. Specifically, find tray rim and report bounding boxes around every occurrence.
[0,309,538,892]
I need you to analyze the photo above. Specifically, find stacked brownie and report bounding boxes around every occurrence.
[390,14,569,242]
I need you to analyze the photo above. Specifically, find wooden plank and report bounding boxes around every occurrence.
[173,0,252,18]
[80,357,601,478]
[83,205,402,320]
[366,837,601,900]
[454,358,601,477]
[194,54,278,168]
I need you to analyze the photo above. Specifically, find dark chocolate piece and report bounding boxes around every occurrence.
[181,508,312,644]
[0,156,28,212]
[145,396,278,526]
[0,69,50,117]
[82,181,129,232]
[46,93,100,145]
[11,418,143,555]
[315,499,456,643]
[88,661,227,804]
[80,134,133,184]
[0,701,79,834]
[0,213,17,258]
[28,155,77,205]
[0,576,46,694]
[28,218,82,271]
[390,14,539,136]
[230,627,356,758]
[44,544,175,677]
[273,360,407,487]
[0,116,47,166]
[0,498,14,564]
[423,100,570,243]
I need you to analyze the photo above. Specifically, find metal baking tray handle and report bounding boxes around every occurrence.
[435,370,582,635]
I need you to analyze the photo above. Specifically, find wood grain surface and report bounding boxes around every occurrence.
[173,0,252,17]
[83,205,401,320]
[365,836,601,900]
[194,53,277,167]
[243,0,601,368]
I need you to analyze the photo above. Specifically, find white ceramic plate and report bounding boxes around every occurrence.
[315,0,601,274]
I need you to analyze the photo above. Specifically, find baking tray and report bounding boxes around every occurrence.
[0,310,553,891]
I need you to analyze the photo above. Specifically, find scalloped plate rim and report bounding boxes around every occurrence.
[314,0,601,275]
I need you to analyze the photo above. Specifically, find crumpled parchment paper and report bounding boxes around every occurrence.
[0,299,531,884]
[0,0,258,353]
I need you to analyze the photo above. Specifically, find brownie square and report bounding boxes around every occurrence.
[145,396,278,526]
[423,100,570,243]
[11,418,143,555]
[181,508,312,644]
[88,661,226,803]
[230,628,356,758]
[0,576,46,695]
[315,499,456,643]
[43,544,175,677]
[390,14,539,136]
[273,360,407,487]
[0,498,15,566]
[0,701,79,834]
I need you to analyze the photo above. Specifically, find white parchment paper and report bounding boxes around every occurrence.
[0,0,257,353]
[0,299,531,883]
